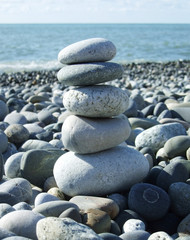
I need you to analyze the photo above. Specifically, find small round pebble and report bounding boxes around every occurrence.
[147,231,173,240]
[123,219,146,233]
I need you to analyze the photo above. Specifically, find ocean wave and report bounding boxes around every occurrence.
[0,60,63,73]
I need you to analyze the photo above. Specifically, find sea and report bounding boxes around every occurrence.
[0,23,190,73]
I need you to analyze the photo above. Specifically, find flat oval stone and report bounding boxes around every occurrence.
[58,38,116,64]
[33,200,79,217]
[62,114,131,154]
[164,136,190,159]
[20,149,66,188]
[0,178,32,204]
[0,210,44,240]
[36,217,102,240]
[69,195,119,219]
[120,230,150,240]
[4,152,24,179]
[156,162,189,191]
[63,85,129,118]
[53,146,149,196]
[128,117,159,130]
[128,183,170,221]
[57,62,123,86]
[19,139,54,152]
[135,123,187,152]
[4,124,29,145]
[169,182,190,217]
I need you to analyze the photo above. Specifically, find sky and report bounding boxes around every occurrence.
[0,0,190,24]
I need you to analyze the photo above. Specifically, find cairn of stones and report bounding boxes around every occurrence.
[53,38,149,197]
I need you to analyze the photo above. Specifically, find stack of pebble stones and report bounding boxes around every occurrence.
[54,38,150,197]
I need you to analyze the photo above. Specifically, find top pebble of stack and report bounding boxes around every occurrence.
[58,37,116,64]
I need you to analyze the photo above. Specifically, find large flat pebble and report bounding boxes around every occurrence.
[57,62,123,86]
[53,146,149,196]
[63,85,129,118]
[58,38,116,64]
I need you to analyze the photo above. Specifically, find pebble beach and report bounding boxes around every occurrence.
[0,37,190,240]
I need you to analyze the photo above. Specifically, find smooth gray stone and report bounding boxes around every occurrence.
[34,192,59,206]
[36,217,102,240]
[0,99,9,121]
[170,107,190,122]
[20,149,65,188]
[0,153,3,181]
[129,117,159,130]
[141,104,155,117]
[62,114,131,154]
[148,231,173,240]
[28,95,49,103]
[123,99,138,118]
[59,207,82,223]
[164,136,190,159]
[0,210,44,240]
[0,192,18,206]
[130,92,147,110]
[0,121,9,131]
[135,123,187,152]
[57,62,123,86]
[156,162,189,191]
[21,111,38,123]
[0,178,32,203]
[99,232,122,240]
[33,200,79,217]
[53,146,149,197]
[169,182,190,217]
[21,103,36,112]
[0,203,15,218]
[153,102,168,116]
[5,124,30,145]
[0,130,8,153]
[108,193,127,212]
[37,109,56,126]
[4,152,24,178]
[24,123,45,138]
[110,220,121,236]
[49,139,64,149]
[0,227,16,239]
[119,230,150,240]
[157,110,172,121]
[19,139,54,151]
[13,202,32,211]
[4,111,27,125]
[2,143,18,162]
[128,183,170,221]
[58,38,116,64]
[63,85,129,118]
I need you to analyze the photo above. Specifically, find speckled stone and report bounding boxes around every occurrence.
[57,62,123,86]
[54,146,149,197]
[62,114,131,154]
[4,124,29,145]
[148,231,173,240]
[63,85,129,118]
[36,217,102,240]
[135,123,187,152]
[58,38,116,64]
[123,219,146,233]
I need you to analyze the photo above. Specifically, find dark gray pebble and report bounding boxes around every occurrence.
[128,183,170,221]
[99,232,122,240]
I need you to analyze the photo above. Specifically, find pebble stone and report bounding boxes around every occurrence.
[177,213,190,237]
[69,195,119,219]
[62,114,131,154]
[4,111,27,125]
[57,62,123,86]
[36,217,102,240]
[63,85,129,118]
[119,230,150,240]
[0,130,8,153]
[128,183,170,221]
[54,146,149,197]
[135,123,187,152]
[123,219,146,233]
[0,210,44,240]
[0,99,9,121]
[169,182,190,217]
[58,37,116,64]
[147,231,173,240]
